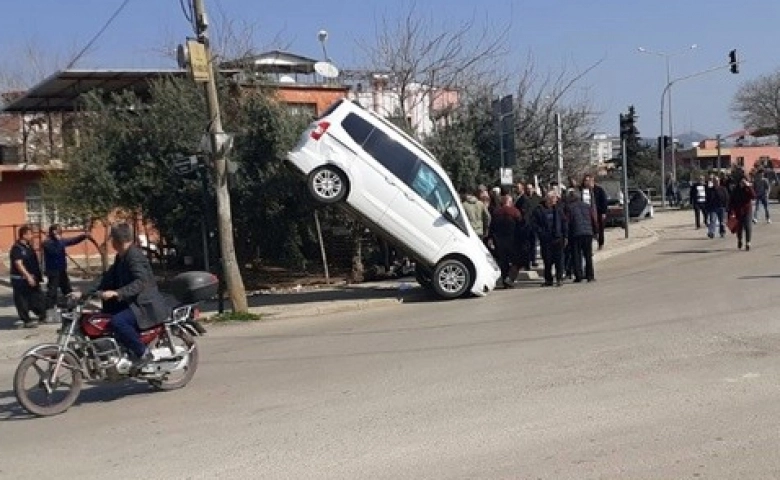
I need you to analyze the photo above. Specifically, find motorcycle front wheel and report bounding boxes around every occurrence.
[14,347,83,417]
[148,329,199,391]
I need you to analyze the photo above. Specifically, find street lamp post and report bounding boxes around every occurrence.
[638,44,697,206]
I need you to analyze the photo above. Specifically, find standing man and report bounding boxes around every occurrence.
[488,194,522,289]
[460,187,490,242]
[532,190,568,287]
[517,183,542,268]
[567,191,596,283]
[752,170,771,224]
[42,224,89,314]
[690,175,708,229]
[581,174,608,250]
[9,226,46,328]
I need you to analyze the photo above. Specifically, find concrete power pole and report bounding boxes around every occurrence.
[191,0,248,312]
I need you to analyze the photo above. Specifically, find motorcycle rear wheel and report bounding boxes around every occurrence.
[14,347,83,417]
[148,329,199,391]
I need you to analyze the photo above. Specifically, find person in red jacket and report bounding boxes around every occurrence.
[728,176,756,251]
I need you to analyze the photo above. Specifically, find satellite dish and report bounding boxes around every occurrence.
[279,75,296,84]
[314,61,339,79]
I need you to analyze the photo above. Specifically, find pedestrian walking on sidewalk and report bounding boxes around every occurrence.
[690,175,708,229]
[533,190,568,287]
[9,226,46,328]
[705,177,729,238]
[42,224,90,315]
[728,177,755,251]
[752,170,771,224]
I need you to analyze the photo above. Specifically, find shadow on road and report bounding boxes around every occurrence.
[657,249,730,255]
[0,381,155,421]
[738,275,780,280]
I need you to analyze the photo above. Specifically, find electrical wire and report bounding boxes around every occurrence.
[65,0,133,69]
[179,0,195,30]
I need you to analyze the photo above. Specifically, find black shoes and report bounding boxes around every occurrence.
[131,349,155,374]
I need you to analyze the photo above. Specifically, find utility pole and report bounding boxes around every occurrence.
[555,112,564,190]
[716,134,722,171]
[191,0,248,312]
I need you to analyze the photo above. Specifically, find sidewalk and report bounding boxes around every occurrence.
[0,209,692,361]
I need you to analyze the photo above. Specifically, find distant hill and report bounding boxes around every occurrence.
[675,131,709,148]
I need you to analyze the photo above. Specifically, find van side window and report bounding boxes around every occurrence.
[341,113,374,145]
[361,127,419,183]
[410,163,466,231]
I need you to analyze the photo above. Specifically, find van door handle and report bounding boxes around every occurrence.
[404,192,416,202]
[385,176,396,186]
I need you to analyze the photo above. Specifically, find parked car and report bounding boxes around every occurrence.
[605,188,654,228]
[286,99,501,299]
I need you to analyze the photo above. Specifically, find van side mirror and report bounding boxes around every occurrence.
[444,205,460,220]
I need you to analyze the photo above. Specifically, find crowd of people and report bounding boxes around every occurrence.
[459,174,608,289]
[683,167,768,251]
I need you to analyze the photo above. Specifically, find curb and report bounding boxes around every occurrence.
[205,297,403,322]
[593,226,660,263]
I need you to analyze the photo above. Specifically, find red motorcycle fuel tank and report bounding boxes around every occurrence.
[80,313,163,344]
[80,313,112,338]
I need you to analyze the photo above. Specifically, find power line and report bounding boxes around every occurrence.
[179,0,195,30]
[65,0,133,70]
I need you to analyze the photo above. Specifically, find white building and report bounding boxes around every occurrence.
[589,133,620,165]
[345,74,459,137]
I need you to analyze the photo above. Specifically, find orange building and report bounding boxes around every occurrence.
[674,136,780,173]
[0,59,350,269]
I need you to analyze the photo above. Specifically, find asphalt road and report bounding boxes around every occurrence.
[2,211,780,479]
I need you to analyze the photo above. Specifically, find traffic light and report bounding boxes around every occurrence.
[729,49,739,74]
[619,109,637,141]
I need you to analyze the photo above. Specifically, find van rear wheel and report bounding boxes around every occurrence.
[308,166,347,204]
[432,259,471,299]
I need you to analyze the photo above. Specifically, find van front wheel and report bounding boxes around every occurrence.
[308,166,348,204]
[432,259,471,299]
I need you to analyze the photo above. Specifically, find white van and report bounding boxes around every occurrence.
[287,99,500,299]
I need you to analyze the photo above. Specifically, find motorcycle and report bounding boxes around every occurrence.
[13,291,208,417]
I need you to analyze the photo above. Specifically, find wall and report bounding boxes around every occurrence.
[274,85,348,116]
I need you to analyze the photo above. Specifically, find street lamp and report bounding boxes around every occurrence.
[317,29,330,62]
[638,44,697,206]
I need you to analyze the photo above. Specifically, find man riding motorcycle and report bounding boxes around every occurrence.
[73,223,169,371]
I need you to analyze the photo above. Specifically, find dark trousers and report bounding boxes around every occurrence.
[110,308,147,358]
[573,235,595,281]
[736,213,752,246]
[694,203,707,228]
[564,238,576,277]
[12,283,45,325]
[754,195,770,221]
[46,270,73,309]
[526,231,538,266]
[595,214,605,249]
[540,239,564,284]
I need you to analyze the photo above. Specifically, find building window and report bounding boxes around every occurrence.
[737,156,745,167]
[0,145,20,164]
[286,102,317,118]
[24,183,80,227]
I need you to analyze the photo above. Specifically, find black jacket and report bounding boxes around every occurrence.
[705,185,729,210]
[98,245,170,330]
[567,200,595,237]
[532,203,568,242]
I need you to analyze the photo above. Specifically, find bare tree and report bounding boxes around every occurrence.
[732,69,780,145]
[512,53,603,183]
[357,3,509,136]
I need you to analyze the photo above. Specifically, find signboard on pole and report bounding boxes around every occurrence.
[499,167,514,186]
[187,40,211,83]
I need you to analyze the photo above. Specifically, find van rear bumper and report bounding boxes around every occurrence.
[286,149,319,176]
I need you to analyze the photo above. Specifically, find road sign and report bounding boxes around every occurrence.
[186,40,211,83]
[500,167,513,186]
[173,155,199,175]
